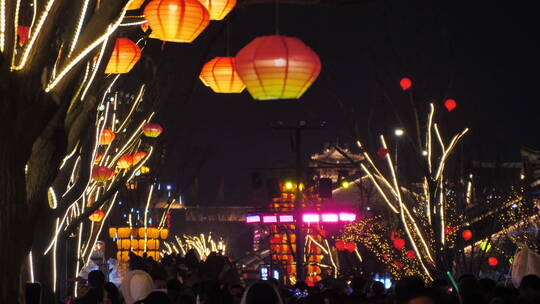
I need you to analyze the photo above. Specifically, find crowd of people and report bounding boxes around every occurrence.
[68,251,540,304]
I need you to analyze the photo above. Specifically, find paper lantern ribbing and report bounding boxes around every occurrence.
[462,229,473,241]
[17,25,29,46]
[144,0,210,43]
[99,129,116,145]
[89,210,105,222]
[235,35,321,100]
[92,166,114,182]
[199,57,245,93]
[117,154,134,169]
[127,0,146,10]
[142,123,163,138]
[198,0,236,20]
[105,38,141,74]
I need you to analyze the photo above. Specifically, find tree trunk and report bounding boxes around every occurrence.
[0,145,31,303]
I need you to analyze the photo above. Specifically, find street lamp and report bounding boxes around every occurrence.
[394,128,404,137]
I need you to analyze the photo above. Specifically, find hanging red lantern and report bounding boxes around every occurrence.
[488,257,498,266]
[393,238,405,250]
[89,210,105,222]
[199,57,245,93]
[444,99,457,112]
[17,25,29,46]
[132,151,148,165]
[117,154,134,169]
[235,35,321,100]
[144,0,210,43]
[462,229,473,241]
[377,147,389,159]
[198,0,236,20]
[99,129,116,145]
[390,231,398,240]
[142,123,163,138]
[345,242,356,253]
[92,166,114,182]
[406,250,416,260]
[105,38,141,74]
[127,0,146,10]
[399,77,412,91]
[335,240,345,251]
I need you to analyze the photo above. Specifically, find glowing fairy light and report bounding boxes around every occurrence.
[120,20,148,26]
[53,218,59,292]
[68,0,90,57]
[28,251,35,283]
[144,185,154,251]
[0,0,6,52]
[48,187,58,209]
[80,38,110,100]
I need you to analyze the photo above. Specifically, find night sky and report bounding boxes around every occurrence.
[146,0,538,204]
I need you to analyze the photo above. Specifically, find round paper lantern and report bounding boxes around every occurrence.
[142,123,163,138]
[235,35,321,100]
[406,250,416,260]
[105,38,141,74]
[117,154,134,169]
[160,228,169,240]
[390,231,398,240]
[462,229,473,241]
[109,227,117,239]
[99,129,116,145]
[488,257,498,266]
[144,0,210,43]
[127,0,146,10]
[377,147,389,158]
[345,242,356,253]
[92,166,114,182]
[89,210,105,222]
[393,238,406,250]
[444,99,457,112]
[199,57,245,93]
[132,151,148,165]
[117,227,132,238]
[198,0,236,20]
[335,240,345,251]
[400,77,412,91]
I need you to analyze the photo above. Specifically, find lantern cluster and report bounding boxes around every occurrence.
[199,57,245,93]
[109,227,169,262]
[105,38,141,74]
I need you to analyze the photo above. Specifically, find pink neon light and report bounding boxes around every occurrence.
[246,215,261,223]
[263,215,278,223]
[321,213,339,222]
[279,215,295,223]
[302,213,320,223]
[339,212,356,222]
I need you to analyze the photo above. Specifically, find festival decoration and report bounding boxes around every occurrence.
[17,26,29,46]
[127,0,146,10]
[335,240,346,251]
[345,242,356,253]
[393,238,405,250]
[142,123,163,138]
[462,229,473,241]
[198,0,236,20]
[117,154,134,169]
[488,256,498,266]
[91,166,114,182]
[99,129,116,145]
[105,38,141,74]
[140,166,151,174]
[88,210,105,222]
[144,0,210,43]
[199,57,245,93]
[132,152,148,165]
[444,99,457,112]
[234,35,321,100]
[377,147,389,158]
[406,250,416,260]
[400,77,412,91]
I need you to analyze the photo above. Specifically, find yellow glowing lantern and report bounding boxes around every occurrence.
[105,38,141,74]
[148,239,160,250]
[199,57,245,93]
[127,0,146,10]
[121,239,132,250]
[89,210,105,222]
[198,0,236,20]
[159,228,169,240]
[138,227,160,239]
[117,227,132,238]
[142,123,163,138]
[144,0,210,43]
[140,166,151,174]
[235,35,321,100]
[109,227,117,239]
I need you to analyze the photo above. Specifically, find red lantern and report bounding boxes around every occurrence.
[394,261,404,270]
[406,250,416,260]
[17,26,29,46]
[105,38,141,74]
[235,35,321,100]
[142,123,163,138]
[488,257,498,266]
[117,155,133,169]
[377,147,389,158]
[198,0,236,20]
[393,238,405,250]
[144,0,210,43]
[99,129,116,145]
[345,242,356,253]
[444,99,457,112]
[132,152,148,165]
[390,231,398,240]
[92,166,114,182]
[89,210,105,222]
[462,229,473,241]
[335,240,345,251]
[199,57,245,93]
[399,77,412,91]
